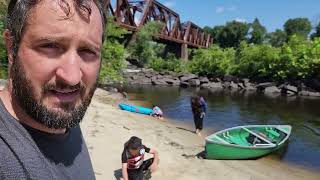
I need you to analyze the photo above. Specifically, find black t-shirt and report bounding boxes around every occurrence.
[21,123,95,180]
[0,99,95,180]
[121,145,150,169]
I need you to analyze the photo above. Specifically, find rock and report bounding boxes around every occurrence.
[223,75,238,82]
[135,77,152,85]
[200,83,210,89]
[265,86,281,94]
[201,82,223,89]
[237,83,245,89]
[299,88,320,97]
[151,79,167,85]
[156,75,163,79]
[162,78,180,86]
[280,84,298,95]
[180,81,190,88]
[286,85,298,94]
[222,82,231,89]
[230,81,239,89]
[199,77,209,84]
[256,82,275,92]
[188,79,200,87]
[245,85,257,91]
[305,79,320,92]
[151,76,158,82]
[241,78,250,84]
[209,77,222,82]
[179,74,197,82]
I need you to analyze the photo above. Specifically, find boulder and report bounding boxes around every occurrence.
[179,74,197,82]
[135,77,152,85]
[265,86,281,94]
[199,77,209,84]
[222,82,231,89]
[280,84,298,95]
[223,75,238,82]
[305,79,320,92]
[180,81,190,88]
[230,81,239,89]
[162,78,180,86]
[188,79,201,87]
[151,79,167,85]
[202,82,223,89]
[256,82,275,92]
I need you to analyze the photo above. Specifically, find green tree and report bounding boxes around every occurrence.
[216,21,250,48]
[99,18,128,83]
[128,21,164,66]
[248,18,267,44]
[266,29,287,47]
[311,22,320,40]
[0,1,8,79]
[284,18,312,39]
[188,45,236,76]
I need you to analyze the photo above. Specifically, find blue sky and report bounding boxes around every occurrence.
[157,0,320,32]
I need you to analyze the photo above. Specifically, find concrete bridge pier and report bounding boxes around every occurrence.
[181,43,188,61]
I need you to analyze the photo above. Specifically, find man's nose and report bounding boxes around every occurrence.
[55,51,82,86]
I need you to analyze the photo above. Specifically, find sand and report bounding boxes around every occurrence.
[81,88,320,180]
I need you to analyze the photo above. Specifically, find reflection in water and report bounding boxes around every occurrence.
[121,85,320,170]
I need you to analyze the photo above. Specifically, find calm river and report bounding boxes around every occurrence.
[119,85,320,170]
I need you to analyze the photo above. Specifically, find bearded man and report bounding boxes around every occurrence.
[0,0,106,179]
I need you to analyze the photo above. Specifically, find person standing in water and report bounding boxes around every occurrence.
[191,95,207,135]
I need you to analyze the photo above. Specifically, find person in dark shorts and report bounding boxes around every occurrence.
[191,95,207,135]
[122,136,159,180]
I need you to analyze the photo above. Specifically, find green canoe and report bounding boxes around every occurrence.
[205,125,292,160]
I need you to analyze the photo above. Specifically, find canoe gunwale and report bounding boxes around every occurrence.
[205,125,292,150]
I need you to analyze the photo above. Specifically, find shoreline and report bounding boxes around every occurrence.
[125,91,320,172]
[82,88,320,180]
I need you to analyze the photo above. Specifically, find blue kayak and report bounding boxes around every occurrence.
[119,103,153,115]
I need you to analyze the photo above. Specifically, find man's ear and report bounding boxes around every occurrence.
[3,29,14,66]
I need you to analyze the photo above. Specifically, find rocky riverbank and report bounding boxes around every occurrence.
[123,68,320,97]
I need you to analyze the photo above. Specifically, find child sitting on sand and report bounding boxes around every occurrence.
[151,105,163,119]
[121,136,159,180]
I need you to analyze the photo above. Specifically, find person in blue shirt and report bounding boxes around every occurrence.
[191,95,207,135]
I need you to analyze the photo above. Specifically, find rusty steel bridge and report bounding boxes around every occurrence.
[103,0,213,60]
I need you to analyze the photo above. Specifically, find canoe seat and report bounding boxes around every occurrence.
[223,132,250,146]
[266,128,280,138]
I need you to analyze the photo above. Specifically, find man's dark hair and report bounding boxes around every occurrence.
[6,0,107,60]
[126,136,142,150]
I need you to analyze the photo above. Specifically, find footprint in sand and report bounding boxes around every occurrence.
[168,141,184,149]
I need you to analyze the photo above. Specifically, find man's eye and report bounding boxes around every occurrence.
[81,48,97,55]
[40,43,59,49]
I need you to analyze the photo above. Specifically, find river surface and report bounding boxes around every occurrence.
[119,85,320,170]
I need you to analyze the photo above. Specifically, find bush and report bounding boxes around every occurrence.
[99,18,128,83]
[147,54,187,73]
[188,45,236,76]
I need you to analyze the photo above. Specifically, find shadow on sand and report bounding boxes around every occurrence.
[175,126,195,134]
[114,169,122,180]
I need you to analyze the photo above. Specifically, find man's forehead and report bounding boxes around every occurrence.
[24,0,103,45]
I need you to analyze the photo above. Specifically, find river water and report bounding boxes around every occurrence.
[120,85,320,170]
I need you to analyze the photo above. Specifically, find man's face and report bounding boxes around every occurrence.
[10,0,103,129]
[129,149,139,156]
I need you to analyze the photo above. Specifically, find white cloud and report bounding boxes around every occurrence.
[216,5,237,14]
[227,6,237,12]
[216,7,225,14]
[235,17,247,23]
[163,1,176,8]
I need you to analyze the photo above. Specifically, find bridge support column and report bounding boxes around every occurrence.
[181,43,188,61]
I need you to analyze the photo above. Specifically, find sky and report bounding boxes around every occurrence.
[156,0,320,32]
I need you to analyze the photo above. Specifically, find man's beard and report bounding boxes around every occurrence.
[10,59,97,129]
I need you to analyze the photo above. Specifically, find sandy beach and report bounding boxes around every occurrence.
[81,88,320,180]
